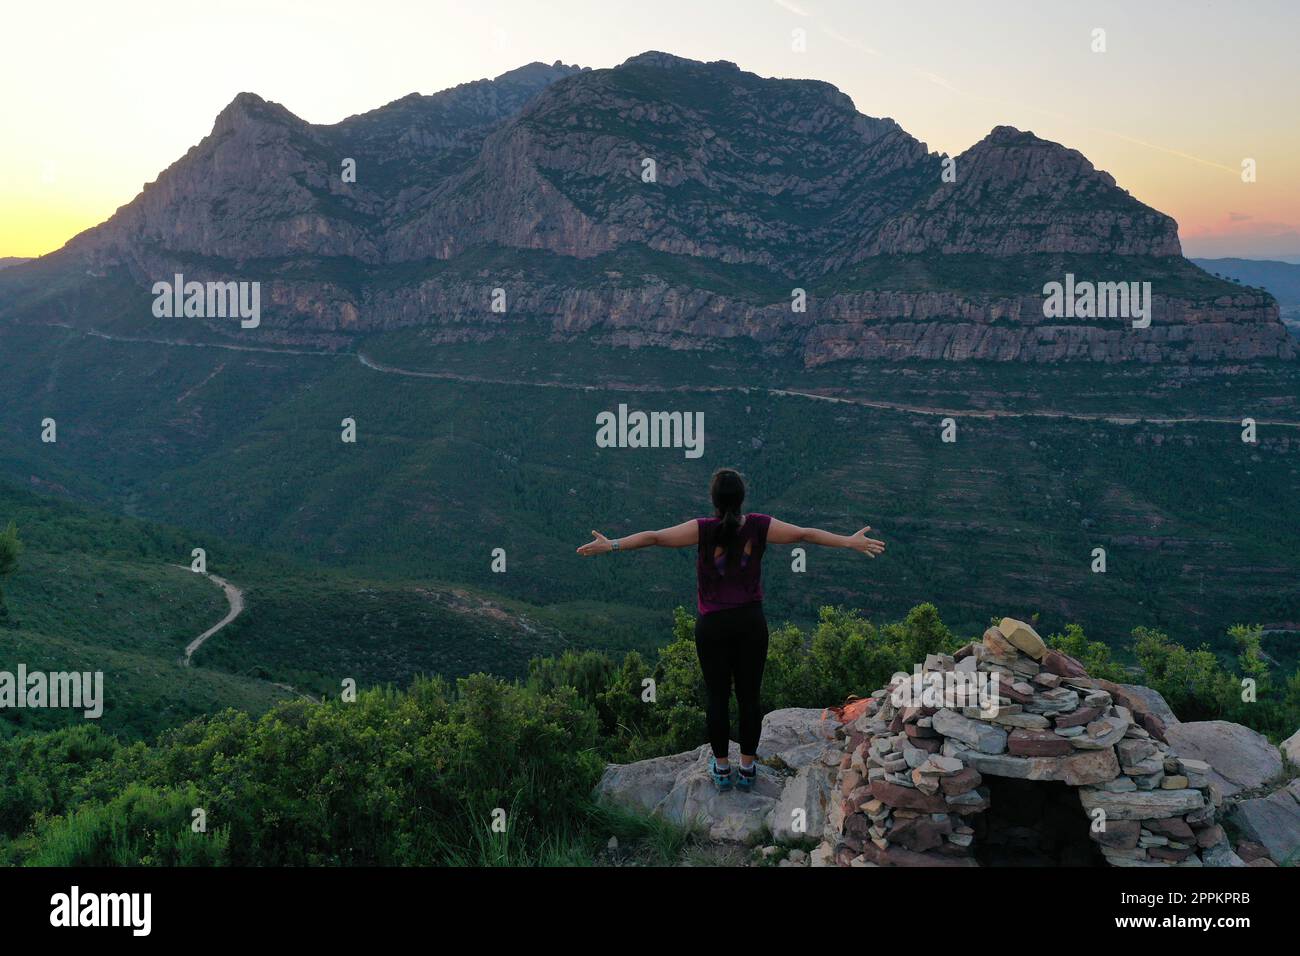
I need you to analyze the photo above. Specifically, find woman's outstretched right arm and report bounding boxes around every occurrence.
[768,519,885,557]
[576,520,698,556]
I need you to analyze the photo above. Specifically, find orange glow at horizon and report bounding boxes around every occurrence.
[3,0,1298,262]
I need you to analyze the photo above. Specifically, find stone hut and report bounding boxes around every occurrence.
[819,618,1231,867]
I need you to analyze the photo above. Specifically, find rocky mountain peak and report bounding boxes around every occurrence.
[619,50,729,70]
[492,60,586,84]
[212,92,300,133]
[982,124,1040,144]
[862,123,1182,258]
[963,124,1120,189]
[10,51,1291,365]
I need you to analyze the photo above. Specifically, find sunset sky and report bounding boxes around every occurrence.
[3,0,1297,260]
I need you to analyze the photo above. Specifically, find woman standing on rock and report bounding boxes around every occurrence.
[576,468,885,791]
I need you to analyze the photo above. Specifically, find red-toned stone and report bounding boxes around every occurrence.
[904,722,938,739]
[1054,706,1102,728]
[983,626,1016,656]
[999,683,1034,705]
[1008,728,1073,756]
[889,816,952,852]
[1148,845,1195,862]
[859,842,978,867]
[1194,824,1225,848]
[909,735,943,754]
[1140,712,1168,743]
[1143,817,1194,841]
[870,778,948,812]
[939,766,983,795]
[1092,679,1135,710]
[839,770,863,797]
[1042,649,1089,678]
[843,812,872,842]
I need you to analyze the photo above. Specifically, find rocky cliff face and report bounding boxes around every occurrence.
[385,52,938,271]
[859,127,1182,260]
[6,52,1294,364]
[63,61,587,266]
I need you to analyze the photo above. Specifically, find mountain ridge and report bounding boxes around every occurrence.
[1,52,1293,365]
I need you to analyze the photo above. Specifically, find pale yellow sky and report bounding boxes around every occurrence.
[3,0,1297,260]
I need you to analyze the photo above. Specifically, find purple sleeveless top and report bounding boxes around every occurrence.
[696,513,771,615]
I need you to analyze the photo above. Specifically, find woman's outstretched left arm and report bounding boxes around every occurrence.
[576,520,698,556]
[768,518,885,557]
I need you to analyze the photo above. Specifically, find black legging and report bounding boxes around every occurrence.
[694,602,769,758]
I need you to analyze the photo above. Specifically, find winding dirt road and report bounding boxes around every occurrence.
[177,568,245,667]
[172,567,319,700]
[357,351,1300,428]
[32,325,1300,428]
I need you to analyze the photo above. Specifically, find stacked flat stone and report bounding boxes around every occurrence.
[814,617,1233,868]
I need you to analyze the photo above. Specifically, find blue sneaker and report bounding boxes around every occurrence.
[709,756,733,791]
[736,763,757,792]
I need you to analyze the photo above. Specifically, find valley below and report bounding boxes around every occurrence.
[2,317,1297,741]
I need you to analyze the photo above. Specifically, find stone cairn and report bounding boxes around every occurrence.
[817,618,1230,867]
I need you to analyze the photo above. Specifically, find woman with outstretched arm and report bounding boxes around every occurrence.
[576,467,885,792]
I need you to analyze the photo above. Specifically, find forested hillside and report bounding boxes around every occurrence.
[1,324,1296,665]
[0,479,627,739]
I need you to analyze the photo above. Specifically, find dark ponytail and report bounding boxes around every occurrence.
[710,468,746,560]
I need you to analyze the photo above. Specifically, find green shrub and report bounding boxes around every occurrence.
[26,783,229,866]
[7,603,1299,866]
[1132,626,1237,721]
[1045,623,1129,682]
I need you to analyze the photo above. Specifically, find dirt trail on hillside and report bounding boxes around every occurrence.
[171,566,317,700]
[358,351,1300,428]
[42,323,336,356]
[33,326,1300,428]
[173,567,244,666]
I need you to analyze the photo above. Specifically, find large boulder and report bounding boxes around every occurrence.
[594,747,701,815]
[653,748,785,841]
[1118,684,1179,725]
[1281,728,1300,766]
[593,708,840,843]
[1164,721,1282,797]
[760,708,842,765]
[1228,779,1300,866]
[769,756,837,842]
[596,741,783,842]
